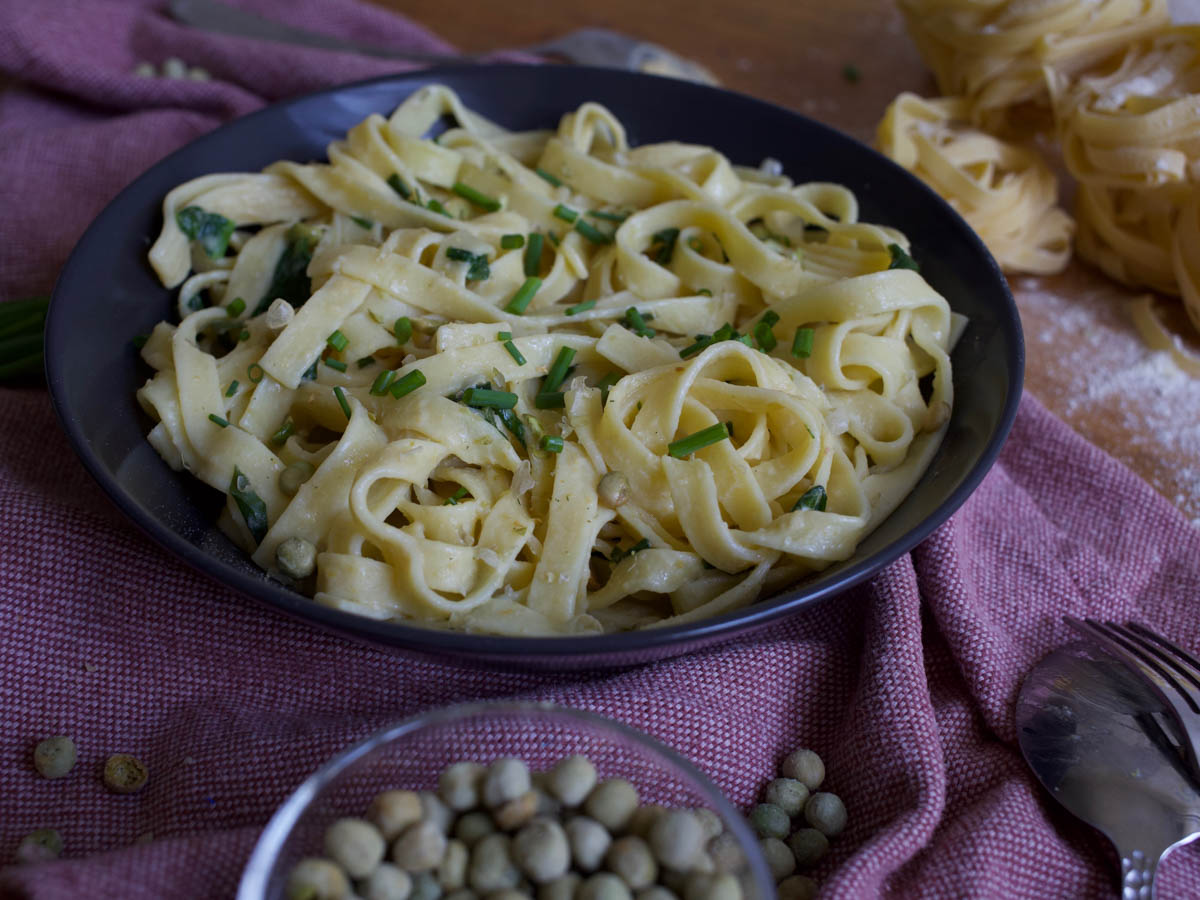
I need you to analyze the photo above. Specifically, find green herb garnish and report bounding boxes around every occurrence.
[350,215,374,229]
[389,370,426,399]
[333,386,352,418]
[503,341,526,365]
[500,234,525,249]
[325,358,347,372]
[270,419,295,446]
[176,206,235,259]
[446,247,491,281]
[793,484,828,511]
[504,277,542,315]
[394,316,413,345]
[523,233,544,277]
[565,299,595,316]
[208,413,229,428]
[224,380,239,397]
[535,392,565,409]
[535,168,562,187]
[668,423,730,458]
[887,243,920,271]
[226,297,246,318]
[462,387,518,409]
[553,204,579,224]
[574,219,613,244]
[624,307,655,338]
[255,222,320,314]
[650,227,681,265]
[387,173,413,200]
[326,330,349,352]
[543,346,576,394]
[791,327,815,358]
[540,435,564,453]
[229,467,268,544]
[452,181,501,212]
[443,486,469,505]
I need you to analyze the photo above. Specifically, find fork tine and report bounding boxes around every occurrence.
[1087,620,1200,715]
[1125,622,1200,690]
[1065,616,1176,695]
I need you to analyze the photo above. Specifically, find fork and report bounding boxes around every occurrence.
[1064,617,1200,782]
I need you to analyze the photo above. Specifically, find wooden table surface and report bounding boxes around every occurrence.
[375,0,1200,526]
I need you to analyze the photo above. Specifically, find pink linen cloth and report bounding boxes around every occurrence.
[1,2,1198,897]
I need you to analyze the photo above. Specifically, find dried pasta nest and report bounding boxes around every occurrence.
[897,0,1168,131]
[876,92,1074,274]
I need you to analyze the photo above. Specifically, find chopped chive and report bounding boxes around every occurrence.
[793,484,828,512]
[547,231,561,246]
[387,173,412,200]
[535,391,565,409]
[596,371,620,403]
[553,204,579,224]
[543,347,576,393]
[301,359,319,381]
[504,277,542,315]
[503,340,526,365]
[229,467,268,544]
[443,486,469,505]
[356,355,375,368]
[565,298,596,316]
[132,334,149,349]
[680,336,712,359]
[624,307,655,338]
[650,227,681,264]
[697,288,713,297]
[350,215,374,229]
[500,233,525,249]
[388,369,427,399]
[523,233,544,277]
[334,386,352,419]
[462,387,518,409]
[842,63,862,84]
[226,296,246,318]
[498,408,526,445]
[325,358,348,372]
[573,219,613,244]
[535,167,562,187]
[452,181,502,212]
[762,310,781,327]
[394,316,413,344]
[611,537,650,563]
[887,243,920,271]
[247,363,264,383]
[238,329,251,342]
[270,419,295,446]
[224,380,239,397]
[208,413,229,428]
[446,247,491,280]
[754,321,777,352]
[540,435,564,453]
[427,198,452,217]
[498,331,513,340]
[327,330,349,352]
[176,206,236,259]
[370,369,396,395]
[588,209,628,223]
[668,423,730,458]
[791,327,815,358]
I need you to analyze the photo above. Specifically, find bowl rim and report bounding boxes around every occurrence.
[46,63,1024,663]
[235,700,778,898]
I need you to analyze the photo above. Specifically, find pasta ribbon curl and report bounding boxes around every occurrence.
[877,93,1074,274]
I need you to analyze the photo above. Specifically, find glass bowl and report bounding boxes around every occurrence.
[238,701,775,898]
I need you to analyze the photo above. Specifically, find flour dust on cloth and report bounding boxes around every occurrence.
[0,1,1198,897]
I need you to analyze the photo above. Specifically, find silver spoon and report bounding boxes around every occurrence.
[1017,641,1200,898]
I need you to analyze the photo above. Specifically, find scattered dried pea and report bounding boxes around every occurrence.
[787,828,828,867]
[323,818,384,879]
[276,537,316,579]
[763,778,808,817]
[747,803,789,840]
[606,835,658,888]
[103,753,148,794]
[361,862,411,900]
[804,792,846,837]
[15,829,63,864]
[285,857,350,900]
[33,736,77,779]
[779,750,824,792]
[583,778,639,832]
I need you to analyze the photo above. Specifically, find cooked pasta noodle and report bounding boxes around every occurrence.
[897,0,1168,130]
[877,93,1074,274]
[138,86,957,635]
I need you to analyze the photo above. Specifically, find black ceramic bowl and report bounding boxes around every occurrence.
[47,65,1022,668]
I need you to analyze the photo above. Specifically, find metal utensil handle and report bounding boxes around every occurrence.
[1120,848,1157,900]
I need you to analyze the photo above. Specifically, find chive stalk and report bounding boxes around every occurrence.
[229,467,269,544]
[793,484,828,511]
[503,341,526,365]
[540,435,564,453]
[462,387,518,409]
[208,413,229,428]
[535,168,562,187]
[334,386,352,419]
[389,369,426,399]
[326,330,349,352]
[500,234,525,249]
[523,233,543,277]
[504,277,541,315]
[452,181,502,212]
[543,347,576,393]
[565,299,595,316]
[668,423,730,458]
[791,327,815,358]
[534,391,565,409]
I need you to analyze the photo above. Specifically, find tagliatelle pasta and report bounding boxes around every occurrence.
[897,0,1168,131]
[877,93,1074,274]
[137,86,957,636]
